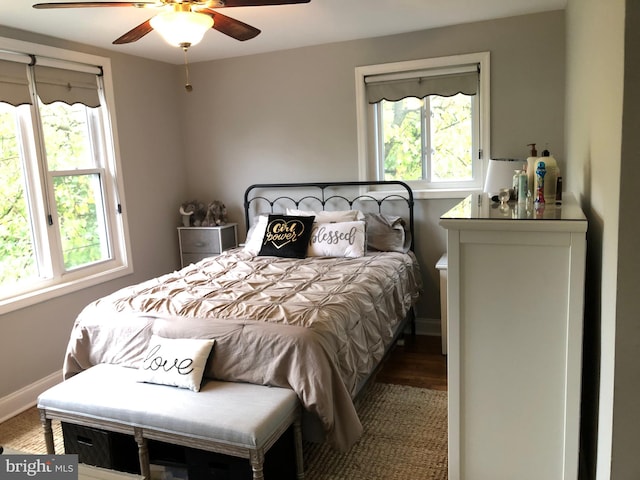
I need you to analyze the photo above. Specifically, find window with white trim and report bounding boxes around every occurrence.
[0,39,131,313]
[355,52,491,196]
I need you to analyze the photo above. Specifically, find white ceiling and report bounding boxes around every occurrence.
[2,0,566,65]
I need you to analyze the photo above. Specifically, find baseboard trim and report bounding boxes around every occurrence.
[410,316,442,337]
[0,370,62,423]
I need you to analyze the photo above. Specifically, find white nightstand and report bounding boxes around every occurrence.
[177,224,237,268]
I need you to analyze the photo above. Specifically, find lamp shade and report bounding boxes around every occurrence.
[484,158,521,197]
[151,11,214,47]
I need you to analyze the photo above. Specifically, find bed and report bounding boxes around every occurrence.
[62,181,422,452]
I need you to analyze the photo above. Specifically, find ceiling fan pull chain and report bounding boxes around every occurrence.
[182,44,193,92]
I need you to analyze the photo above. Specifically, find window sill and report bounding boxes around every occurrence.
[413,188,482,200]
[357,185,482,202]
[0,263,133,316]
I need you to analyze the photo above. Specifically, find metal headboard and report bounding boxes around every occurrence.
[243,180,415,250]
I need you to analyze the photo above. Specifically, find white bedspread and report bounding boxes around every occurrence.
[63,249,422,450]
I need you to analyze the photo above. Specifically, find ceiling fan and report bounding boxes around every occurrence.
[32,0,311,48]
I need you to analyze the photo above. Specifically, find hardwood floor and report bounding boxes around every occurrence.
[377,334,447,391]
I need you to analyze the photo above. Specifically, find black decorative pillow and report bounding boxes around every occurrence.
[258,214,315,258]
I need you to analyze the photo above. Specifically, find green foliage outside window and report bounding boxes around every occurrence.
[0,106,38,286]
[40,103,92,171]
[430,95,473,181]
[1,101,108,290]
[53,174,106,269]
[41,102,108,270]
[382,98,423,180]
[381,93,473,183]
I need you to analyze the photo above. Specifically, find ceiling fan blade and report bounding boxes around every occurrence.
[200,8,260,41]
[217,0,310,7]
[33,2,158,8]
[113,18,153,44]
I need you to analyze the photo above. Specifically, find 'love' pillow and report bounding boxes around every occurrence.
[137,335,214,391]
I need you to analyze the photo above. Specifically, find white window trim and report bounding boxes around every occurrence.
[0,36,133,315]
[355,52,491,200]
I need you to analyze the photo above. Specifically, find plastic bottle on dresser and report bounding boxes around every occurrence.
[535,161,546,204]
[534,147,558,203]
[517,166,528,205]
[512,169,522,201]
[526,143,538,197]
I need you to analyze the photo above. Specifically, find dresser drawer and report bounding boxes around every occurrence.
[180,229,223,254]
[178,225,237,268]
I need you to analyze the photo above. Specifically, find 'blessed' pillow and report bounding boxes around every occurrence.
[308,221,366,258]
[138,335,215,392]
[258,214,315,259]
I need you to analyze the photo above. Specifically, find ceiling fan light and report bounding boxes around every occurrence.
[150,11,214,48]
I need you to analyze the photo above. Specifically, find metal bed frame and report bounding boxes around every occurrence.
[243,180,415,251]
[243,180,417,396]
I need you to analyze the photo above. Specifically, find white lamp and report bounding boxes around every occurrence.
[483,158,521,198]
[150,10,214,48]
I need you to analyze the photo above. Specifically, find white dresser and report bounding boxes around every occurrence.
[440,194,587,480]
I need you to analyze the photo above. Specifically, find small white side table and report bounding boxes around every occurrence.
[435,253,448,355]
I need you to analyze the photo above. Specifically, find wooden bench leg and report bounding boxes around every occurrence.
[249,449,265,480]
[293,415,305,480]
[134,428,150,480]
[38,410,55,454]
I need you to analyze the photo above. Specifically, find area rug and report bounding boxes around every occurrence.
[305,383,448,480]
[0,383,447,480]
[0,407,64,454]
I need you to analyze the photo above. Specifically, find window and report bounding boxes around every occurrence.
[0,38,131,313]
[355,52,491,197]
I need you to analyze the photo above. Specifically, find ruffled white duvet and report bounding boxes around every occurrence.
[63,249,422,451]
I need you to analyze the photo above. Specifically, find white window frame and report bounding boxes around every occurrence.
[355,52,491,199]
[0,36,132,315]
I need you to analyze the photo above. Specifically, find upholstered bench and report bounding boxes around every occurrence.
[37,364,304,480]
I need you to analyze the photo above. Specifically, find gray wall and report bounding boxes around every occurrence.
[565,0,623,474]
[565,0,640,477]
[181,10,566,322]
[0,26,188,399]
[613,2,640,472]
[4,6,638,477]
[0,10,567,408]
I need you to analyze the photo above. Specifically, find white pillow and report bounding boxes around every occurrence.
[286,208,364,223]
[243,215,268,255]
[138,335,215,392]
[308,221,366,258]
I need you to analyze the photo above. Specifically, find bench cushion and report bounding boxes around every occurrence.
[38,364,298,449]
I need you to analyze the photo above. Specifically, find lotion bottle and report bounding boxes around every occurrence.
[526,143,538,196]
[534,147,558,203]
